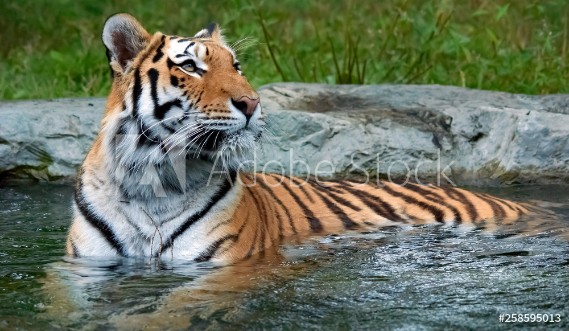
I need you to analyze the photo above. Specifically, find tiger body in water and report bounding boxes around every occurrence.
[67,13,528,264]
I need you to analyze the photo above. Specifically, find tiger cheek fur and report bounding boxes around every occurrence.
[67,13,530,264]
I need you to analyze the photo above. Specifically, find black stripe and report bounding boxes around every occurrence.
[488,195,525,215]
[152,36,165,63]
[148,68,183,120]
[167,58,176,69]
[256,185,285,240]
[156,99,183,120]
[475,193,506,225]
[405,183,463,224]
[256,175,298,235]
[309,180,362,211]
[312,189,359,230]
[445,188,480,225]
[382,185,445,223]
[340,183,404,223]
[209,208,251,241]
[148,68,160,112]
[245,223,259,259]
[206,217,232,236]
[272,202,285,240]
[220,212,251,259]
[312,181,344,194]
[246,187,268,252]
[290,177,315,203]
[132,69,142,119]
[74,176,126,256]
[160,171,236,253]
[255,183,283,242]
[194,234,237,262]
[273,175,323,232]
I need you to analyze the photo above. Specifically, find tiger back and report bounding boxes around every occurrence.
[67,13,531,264]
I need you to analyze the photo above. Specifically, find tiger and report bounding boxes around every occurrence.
[66,13,531,264]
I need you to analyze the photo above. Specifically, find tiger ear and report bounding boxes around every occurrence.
[194,22,223,41]
[102,13,151,75]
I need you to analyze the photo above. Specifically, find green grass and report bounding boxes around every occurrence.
[1,0,569,100]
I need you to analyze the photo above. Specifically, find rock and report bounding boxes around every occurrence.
[0,98,105,181]
[258,83,569,186]
[1,83,568,186]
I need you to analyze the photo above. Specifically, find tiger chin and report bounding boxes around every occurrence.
[67,13,530,264]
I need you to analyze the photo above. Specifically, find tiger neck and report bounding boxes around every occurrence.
[91,111,234,211]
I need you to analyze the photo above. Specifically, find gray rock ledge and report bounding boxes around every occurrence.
[1,83,568,186]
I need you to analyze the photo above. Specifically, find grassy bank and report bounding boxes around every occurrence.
[1,0,568,100]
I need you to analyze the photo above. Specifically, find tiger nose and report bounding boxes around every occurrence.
[231,96,260,119]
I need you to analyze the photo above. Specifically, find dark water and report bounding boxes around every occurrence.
[0,183,568,330]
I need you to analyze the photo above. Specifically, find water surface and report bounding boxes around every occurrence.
[0,183,568,330]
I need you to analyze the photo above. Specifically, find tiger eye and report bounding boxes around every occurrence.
[182,60,196,72]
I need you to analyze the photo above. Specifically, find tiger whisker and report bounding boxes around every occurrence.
[142,122,205,164]
[173,128,210,159]
[161,127,207,161]
[172,132,208,160]
[193,130,216,159]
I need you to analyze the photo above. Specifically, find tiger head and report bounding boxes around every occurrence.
[102,13,262,169]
